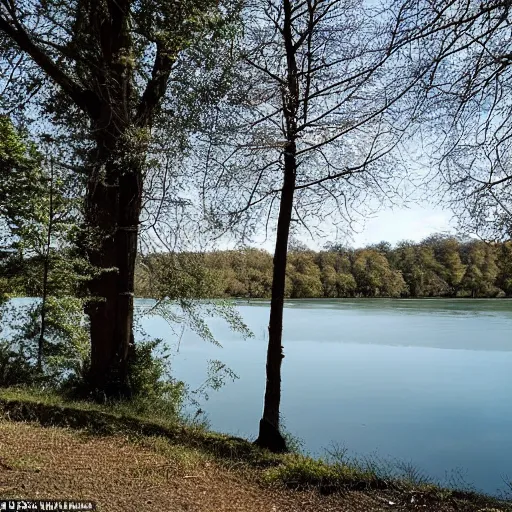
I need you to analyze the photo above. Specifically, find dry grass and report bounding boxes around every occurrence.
[0,419,380,511]
[0,419,510,512]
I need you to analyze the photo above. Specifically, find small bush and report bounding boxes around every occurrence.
[125,338,185,421]
[4,298,90,388]
[393,459,431,486]
[0,342,40,387]
[263,454,382,492]
[279,416,304,455]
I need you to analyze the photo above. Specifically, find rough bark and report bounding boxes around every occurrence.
[83,104,144,398]
[84,157,142,398]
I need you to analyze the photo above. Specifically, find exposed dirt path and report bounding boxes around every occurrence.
[0,420,506,512]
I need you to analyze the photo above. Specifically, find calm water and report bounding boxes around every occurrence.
[138,298,512,496]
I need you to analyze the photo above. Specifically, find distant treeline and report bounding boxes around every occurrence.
[134,235,512,299]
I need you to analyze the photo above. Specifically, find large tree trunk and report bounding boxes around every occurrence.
[0,0,176,400]
[255,142,296,453]
[78,0,150,400]
[84,120,144,400]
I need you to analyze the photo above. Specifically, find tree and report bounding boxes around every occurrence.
[352,248,405,297]
[400,1,512,241]
[480,243,500,295]
[422,235,466,296]
[315,249,356,297]
[288,251,323,298]
[332,248,357,297]
[0,117,43,329]
[460,240,499,297]
[132,239,512,299]
[0,117,43,239]
[12,156,82,371]
[0,0,239,398]
[0,117,45,307]
[394,241,422,297]
[496,241,512,296]
[316,252,338,297]
[335,271,357,297]
[415,243,450,297]
[135,251,251,349]
[0,121,91,383]
[243,249,273,298]
[198,0,424,451]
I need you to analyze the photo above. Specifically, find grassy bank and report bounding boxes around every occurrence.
[0,387,510,511]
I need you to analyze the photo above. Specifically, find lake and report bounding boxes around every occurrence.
[138,298,512,496]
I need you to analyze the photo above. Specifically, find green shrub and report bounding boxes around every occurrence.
[125,338,185,420]
[5,298,90,387]
[0,341,40,387]
[279,415,304,455]
[265,455,362,487]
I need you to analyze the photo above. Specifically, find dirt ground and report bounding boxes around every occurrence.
[0,419,507,512]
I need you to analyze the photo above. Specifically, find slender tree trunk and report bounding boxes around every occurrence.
[255,0,300,453]
[255,143,296,452]
[37,158,55,372]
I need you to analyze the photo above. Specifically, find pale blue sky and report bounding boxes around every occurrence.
[247,204,457,252]
[350,205,456,247]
